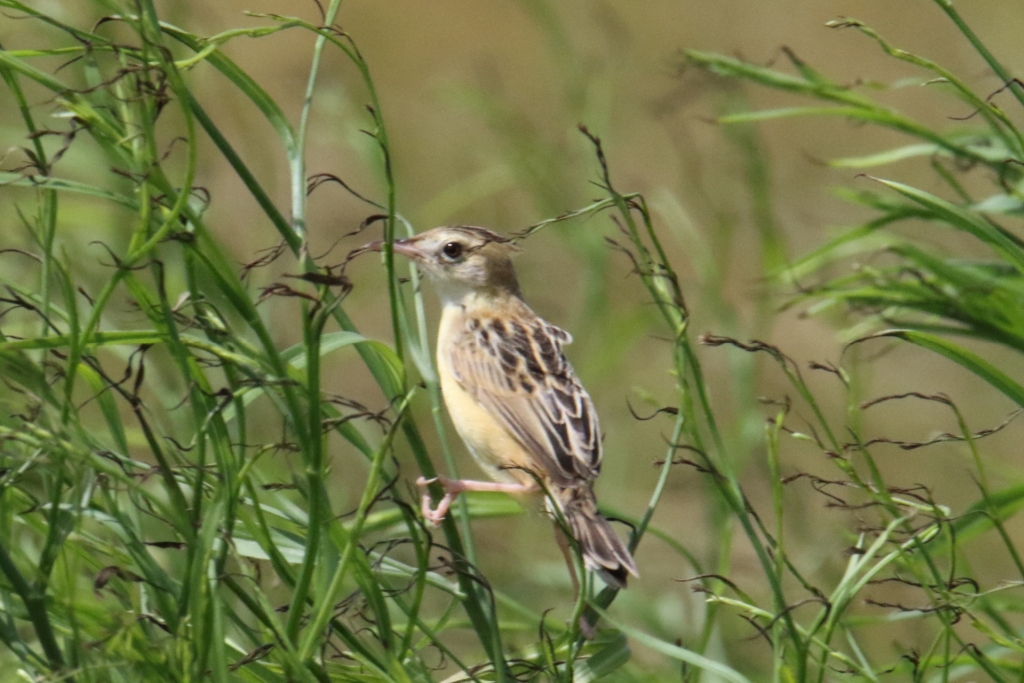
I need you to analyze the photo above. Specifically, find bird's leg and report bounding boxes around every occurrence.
[554,525,597,639]
[416,476,537,526]
[554,526,580,595]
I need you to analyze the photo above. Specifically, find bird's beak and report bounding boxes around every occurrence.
[365,238,425,260]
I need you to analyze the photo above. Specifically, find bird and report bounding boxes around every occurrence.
[369,226,638,589]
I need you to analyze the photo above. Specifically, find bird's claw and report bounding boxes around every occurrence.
[416,476,454,526]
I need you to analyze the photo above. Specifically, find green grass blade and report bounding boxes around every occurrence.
[861,329,1024,407]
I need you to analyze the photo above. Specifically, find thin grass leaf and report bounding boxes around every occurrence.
[592,606,751,683]
[0,173,138,210]
[861,329,1024,407]
[869,177,1024,273]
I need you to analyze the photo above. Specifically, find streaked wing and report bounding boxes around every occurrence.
[448,311,601,487]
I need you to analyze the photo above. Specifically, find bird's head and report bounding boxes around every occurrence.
[369,226,522,302]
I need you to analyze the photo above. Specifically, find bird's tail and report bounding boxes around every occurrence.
[550,485,639,589]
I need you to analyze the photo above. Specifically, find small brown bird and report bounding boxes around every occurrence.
[372,226,638,588]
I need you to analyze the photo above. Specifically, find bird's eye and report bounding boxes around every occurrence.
[441,242,464,260]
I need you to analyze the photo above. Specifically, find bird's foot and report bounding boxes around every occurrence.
[415,476,538,526]
[416,476,456,526]
[578,614,597,640]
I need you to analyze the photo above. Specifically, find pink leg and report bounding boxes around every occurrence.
[554,527,580,595]
[554,527,596,639]
[415,476,537,526]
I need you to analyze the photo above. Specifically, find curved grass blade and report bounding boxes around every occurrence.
[868,177,1024,273]
[590,606,752,683]
[858,329,1024,407]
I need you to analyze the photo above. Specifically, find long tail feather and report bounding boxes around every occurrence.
[551,486,639,589]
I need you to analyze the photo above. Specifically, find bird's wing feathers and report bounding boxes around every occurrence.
[448,312,602,487]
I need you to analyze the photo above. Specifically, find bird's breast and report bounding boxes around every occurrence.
[437,303,540,488]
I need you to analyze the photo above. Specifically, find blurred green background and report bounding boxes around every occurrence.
[4,0,1024,677]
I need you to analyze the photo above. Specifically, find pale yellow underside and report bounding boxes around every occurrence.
[437,300,541,489]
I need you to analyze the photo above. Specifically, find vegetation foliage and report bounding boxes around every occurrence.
[1,0,1024,681]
